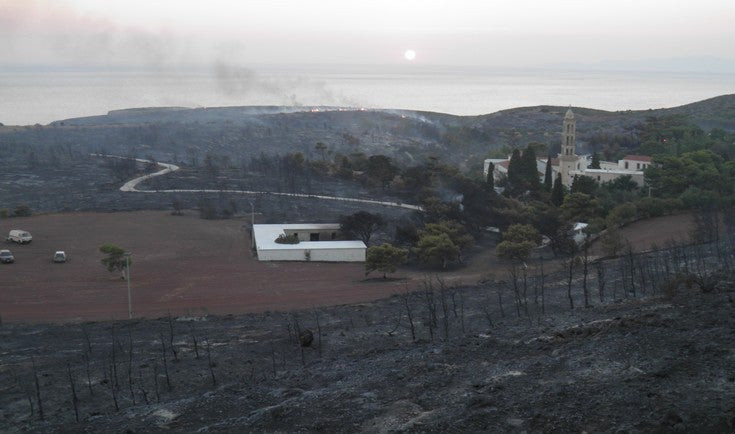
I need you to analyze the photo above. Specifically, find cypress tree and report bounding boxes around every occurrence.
[590,152,601,169]
[551,173,564,206]
[507,149,523,193]
[486,162,495,190]
[521,146,539,190]
[544,156,553,192]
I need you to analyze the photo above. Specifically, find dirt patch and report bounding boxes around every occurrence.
[0,211,409,323]
[590,213,696,256]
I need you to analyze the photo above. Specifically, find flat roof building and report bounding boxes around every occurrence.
[252,224,366,262]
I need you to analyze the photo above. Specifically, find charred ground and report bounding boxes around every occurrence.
[1,253,733,432]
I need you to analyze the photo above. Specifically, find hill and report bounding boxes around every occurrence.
[0,95,733,215]
[1,95,733,170]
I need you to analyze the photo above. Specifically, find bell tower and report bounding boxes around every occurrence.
[561,108,576,156]
[558,108,579,186]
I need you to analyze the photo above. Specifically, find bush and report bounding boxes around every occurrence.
[0,209,8,219]
[680,186,719,209]
[635,197,682,219]
[275,233,299,244]
[13,204,31,217]
[607,203,637,227]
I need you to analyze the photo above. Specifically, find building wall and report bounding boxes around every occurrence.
[619,158,651,171]
[283,228,339,242]
[581,169,645,186]
[257,247,366,262]
[558,155,579,186]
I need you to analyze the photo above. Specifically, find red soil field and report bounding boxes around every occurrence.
[0,211,406,323]
[0,211,698,324]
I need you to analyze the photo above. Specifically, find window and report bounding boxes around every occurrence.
[637,163,640,169]
[624,162,629,169]
[310,233,319,241]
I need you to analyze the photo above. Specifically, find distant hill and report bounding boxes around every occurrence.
[2,95,734,169]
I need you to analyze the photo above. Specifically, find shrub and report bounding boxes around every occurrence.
[607,203,637,227]
[634,197,681,218]
[13,204,31,217]
[275,233,299,244]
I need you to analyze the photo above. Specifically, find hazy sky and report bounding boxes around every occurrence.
[2,0,734,69]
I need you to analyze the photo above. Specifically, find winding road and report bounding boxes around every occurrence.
[94,154,423,211]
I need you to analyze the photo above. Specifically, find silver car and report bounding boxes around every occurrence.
[53,251,67,263]
[0,249,15,264]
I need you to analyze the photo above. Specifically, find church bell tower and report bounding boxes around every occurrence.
[562,108,576,156]
[558,108,579,186]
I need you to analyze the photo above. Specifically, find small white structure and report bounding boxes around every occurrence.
[252,224,366,262]
[572,222,589,245]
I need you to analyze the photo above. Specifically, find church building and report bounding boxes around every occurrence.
[484,108,648,189]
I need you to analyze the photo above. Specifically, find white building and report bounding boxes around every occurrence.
[252,224,366,262]
[484,109,650,188]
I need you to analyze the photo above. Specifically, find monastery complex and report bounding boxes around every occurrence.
[484,109,651,188]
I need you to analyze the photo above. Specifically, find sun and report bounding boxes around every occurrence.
[404,49,416,61]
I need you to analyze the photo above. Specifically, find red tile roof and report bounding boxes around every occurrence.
[498,160,510,168]
[623,154,652,162]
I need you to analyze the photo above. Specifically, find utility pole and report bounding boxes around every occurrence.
[124,252,132,319]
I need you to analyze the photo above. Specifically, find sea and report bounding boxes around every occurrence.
[1,65,734,126]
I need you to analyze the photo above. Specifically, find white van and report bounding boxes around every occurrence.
[7,230,32,244]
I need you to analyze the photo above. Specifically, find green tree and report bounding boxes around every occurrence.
[100,244,130,273]
[570,175,597,195]
[486,162,495,190]
[551,173,565,206]
[496,223,541,262]
[590,152,601,169]
[414,233,460,269]
[543,156,553,192]
[418,220,474,254]
[520,146,540,190]
[646,150,733,199]
[607,175,638,192]
[560,193,601,223]
[366,155,399,189]
[365,243,408,278]
[599,227,625,257]
[506,148,523,193]
[606,203,637,227]
[339,211,385,245]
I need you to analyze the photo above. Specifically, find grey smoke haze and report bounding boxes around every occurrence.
[213,62,365,108]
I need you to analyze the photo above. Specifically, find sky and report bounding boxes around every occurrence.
[2,0,734,70]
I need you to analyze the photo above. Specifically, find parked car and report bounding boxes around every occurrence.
[0,249,15,263]
[53,251,67,263]
[7,230,32,244]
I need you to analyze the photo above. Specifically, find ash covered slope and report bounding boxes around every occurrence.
[1,281,733,432]
[1,95,733,169]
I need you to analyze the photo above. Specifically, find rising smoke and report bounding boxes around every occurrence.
[212,61,365,109]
